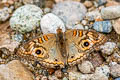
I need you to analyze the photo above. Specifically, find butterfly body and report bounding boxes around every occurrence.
[17,29,107,68]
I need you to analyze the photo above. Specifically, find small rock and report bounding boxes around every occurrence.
[110,63,120,77]
[40,13,65,34]
[88,52,104,68]
[86,10,101,21]
[69,71,91,80]
[0,8,9,22]
[52,1,87,28]
[55,70,63,79]
[93,21,112,33]
[96,0,107,6]
[49,76,59,80]
[115,78,120,80]
[10,4,43,34]
[112,18,120,35]
[81,20,88,25]
[90,65,110,80]
[41,76,48,80]
[72,24,84,29]
[84,1,93,8]
[62,77,68,80]
[78,61,94,73]
[101,6,120,19]
[44,8,51,13]
[12,33,23,42]
[106,0,120,7]
[0,60,34,80]
[100,42,117,55]
[22,0,34,4]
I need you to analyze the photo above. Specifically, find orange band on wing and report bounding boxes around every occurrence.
[43,35,49,41]
[38,38,43,43]
[73,30,77,36]
[79,30,83,37]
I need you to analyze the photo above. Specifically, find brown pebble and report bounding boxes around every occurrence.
[48,68,55,75]
[84,1,93,8]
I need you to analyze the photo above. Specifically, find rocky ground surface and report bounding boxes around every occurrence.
[0,0,120,80]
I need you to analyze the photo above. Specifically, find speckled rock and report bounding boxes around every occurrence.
[112,18,120,35]
[101,6,120,19]
[10,4,43,34]
[52,1,87,28]
[86,10,101,21]
[0,60,34,80]
[100,42,117,55]
[90,65,110,80]
[62,77,68,80]
[40,13,65,34]
[0,8,10,22]
[78,61,94,73]
[93,21,112,33]
[12,33,23,42]
[110,63,120,77]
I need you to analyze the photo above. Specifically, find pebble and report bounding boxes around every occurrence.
[90,65,110,80]
[68,71,91,80]
[106,0,120,7]
[78,61,94,73]
[52,1,87,28]
[0,8,10,22]
[49,76,59,80]
[72,24,84,29]
[81,20,88,25]
[100,42,117,55]
[86,10,101,21]
[112,18,120,35]
[93,21,112,33]
[12,33,23,42]
[0,60,34,80]
[62,77,68,80]
[96,0,107,6]
[84,1,93,8]
[88,52,104,68]
[115,78,120,80]
[22,0,34,4]
[55,70,63,79]
[40,13,65,34]
[101,6,120,19]
[10,4,43,34]
[110,63,120,77]
[41,76,48,80]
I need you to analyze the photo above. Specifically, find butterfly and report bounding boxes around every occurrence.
[17,29,107,68]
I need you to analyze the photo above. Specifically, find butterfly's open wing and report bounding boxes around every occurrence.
[65,29,107,66]
[17,33,65,68]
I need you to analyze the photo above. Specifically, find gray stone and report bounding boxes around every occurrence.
[112,18,120,35]
[86,10,101,21]
[90,65,110,80]
[101,6,120,19]
[0,8,10,22]
[100,42,117,55]
[10,4,43,34]
[93,21,112,33]
[52,1,87,28]
[110,64,120,77]
[40,13,65,34]
[78,61,94,74]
